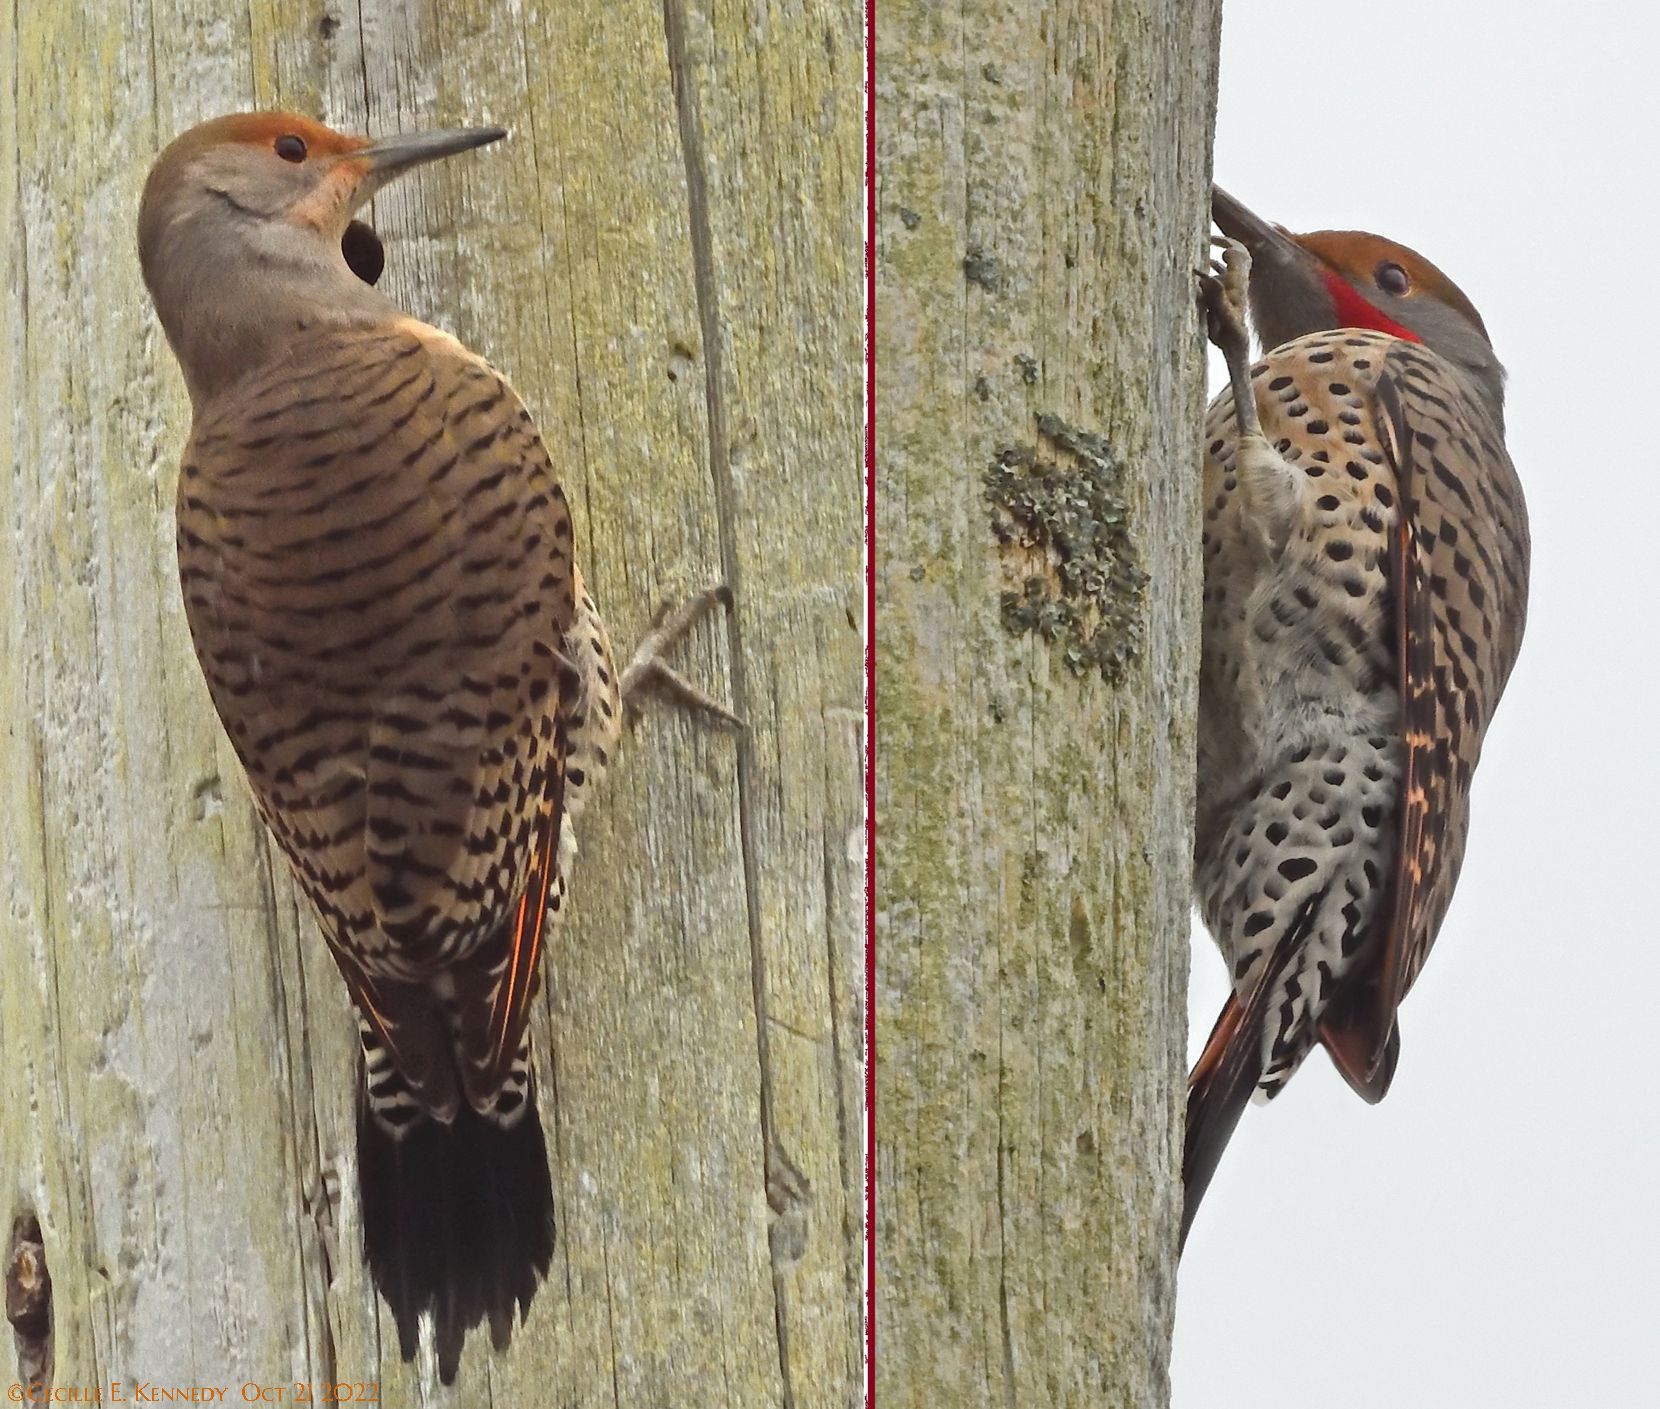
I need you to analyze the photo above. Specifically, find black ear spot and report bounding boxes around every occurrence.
[342,220,385,286]
[1375,261,1411,296]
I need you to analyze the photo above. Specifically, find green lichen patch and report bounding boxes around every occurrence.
[984,413,1148,684]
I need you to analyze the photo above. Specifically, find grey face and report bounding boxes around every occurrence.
[1211,186,1506,429]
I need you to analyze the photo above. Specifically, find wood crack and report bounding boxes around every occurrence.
[661,2,795,1405]
[6,1213,52,1395]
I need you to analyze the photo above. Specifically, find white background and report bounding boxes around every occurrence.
[1175,4,1660,1405]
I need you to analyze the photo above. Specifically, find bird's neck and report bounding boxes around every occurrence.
[150,236,396,410]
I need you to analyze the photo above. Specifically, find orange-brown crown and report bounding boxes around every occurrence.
[1295,229,1491,344]
[163,111,369,164]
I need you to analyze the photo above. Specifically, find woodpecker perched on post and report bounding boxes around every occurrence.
[138,112,733,1378]
[1185,189,1529,1247]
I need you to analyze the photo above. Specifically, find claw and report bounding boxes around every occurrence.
[620,582,744,730]
[1199,233,1262,439]
[1217,236,1251,304]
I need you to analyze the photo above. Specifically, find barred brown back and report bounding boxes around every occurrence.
[176,320,577,1116]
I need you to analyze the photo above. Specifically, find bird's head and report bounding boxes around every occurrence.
[137,112,504,403]
[1212,186,1504,422]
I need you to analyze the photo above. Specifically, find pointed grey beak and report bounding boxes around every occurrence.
[346,126,507,235]
[357,126,508,178]
[1212,187,1302,271]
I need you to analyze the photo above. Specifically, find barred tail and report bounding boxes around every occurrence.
[355,1034,554,1383]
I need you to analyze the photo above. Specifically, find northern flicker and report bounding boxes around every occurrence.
[1184,188,1529,1247]
[138,112,734,1376]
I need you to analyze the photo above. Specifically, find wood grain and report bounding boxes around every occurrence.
[874,0,1220,1402]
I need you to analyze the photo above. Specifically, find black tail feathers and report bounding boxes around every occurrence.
[1182,893,1322,1253]
[356,1082,555,1383]
[1181,990,1263,1254]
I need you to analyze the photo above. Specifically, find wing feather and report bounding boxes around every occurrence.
[1320,347,1529,1090]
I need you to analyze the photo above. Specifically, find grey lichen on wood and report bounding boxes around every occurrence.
[0,1,861,1404]
[987,413,1150,685]
[876,0,1222,1404]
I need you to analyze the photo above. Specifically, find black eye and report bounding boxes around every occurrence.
[1375,261,1410,296]
[274,134,307,163]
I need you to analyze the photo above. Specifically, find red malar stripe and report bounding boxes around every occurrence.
[1320,269,1422,343]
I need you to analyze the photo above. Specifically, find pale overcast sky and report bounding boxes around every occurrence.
[1175,3,1660,1405]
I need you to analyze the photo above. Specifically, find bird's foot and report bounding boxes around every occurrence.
[1199,235,1253,367]
[1199,234,1264,439]
[620,582,744,729]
